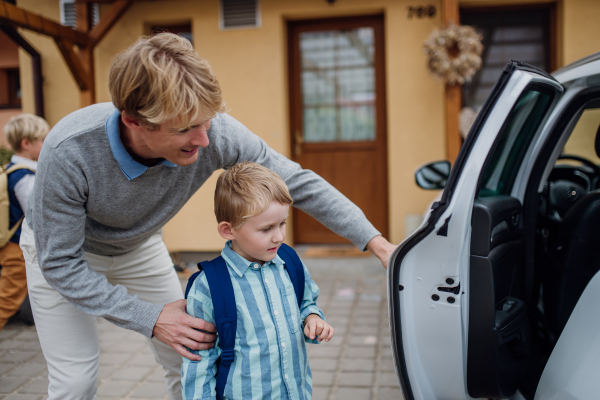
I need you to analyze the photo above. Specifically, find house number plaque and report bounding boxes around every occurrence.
[407,5,437,19]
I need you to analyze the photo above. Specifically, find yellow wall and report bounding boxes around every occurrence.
[562,0,600,65]
[16,0,600,252]
[17,1,80,128]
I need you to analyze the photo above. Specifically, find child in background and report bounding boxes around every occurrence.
[182,162,334,400]
[0,114,48,331]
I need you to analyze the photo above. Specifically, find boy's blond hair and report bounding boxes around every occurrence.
[108,32,226,131]
[215,162,293,229]
[3,114,49,152]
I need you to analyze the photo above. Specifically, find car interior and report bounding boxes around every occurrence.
[466,84,600,399]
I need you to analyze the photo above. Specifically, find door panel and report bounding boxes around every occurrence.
[288,16,388,244]
[468,196,527,398]
[387,62,563,400]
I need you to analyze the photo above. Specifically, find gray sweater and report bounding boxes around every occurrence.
[29,103,380,337]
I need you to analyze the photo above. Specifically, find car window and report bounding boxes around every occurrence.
[560,106,600,165]
[478,86,555,198]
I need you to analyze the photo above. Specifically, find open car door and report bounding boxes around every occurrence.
[388,62,564,400]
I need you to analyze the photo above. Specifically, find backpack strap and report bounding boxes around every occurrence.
[0,164,35,246]
[278,243,305,308]
[6,216,24,240]
[182,245,303,399]
[4,164,35,175]
[185,256,236,400]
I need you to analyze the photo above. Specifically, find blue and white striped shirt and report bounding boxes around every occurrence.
[182,241,325,400]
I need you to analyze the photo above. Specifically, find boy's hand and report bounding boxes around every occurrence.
[304,314,334,342]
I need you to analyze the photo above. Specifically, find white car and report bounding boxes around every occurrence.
[389,54,600,400]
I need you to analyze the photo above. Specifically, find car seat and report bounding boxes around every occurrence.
[544,124,600,341]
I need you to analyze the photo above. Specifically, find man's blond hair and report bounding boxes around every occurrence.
[215,162,293,229]
[108,32,226,131]
[3,114,49,152]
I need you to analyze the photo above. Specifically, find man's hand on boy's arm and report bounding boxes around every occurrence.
[366,235,397,269]
[152,299,217,361]
[304,314,334,342]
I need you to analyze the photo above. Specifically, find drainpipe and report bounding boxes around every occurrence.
[0,22,44,119]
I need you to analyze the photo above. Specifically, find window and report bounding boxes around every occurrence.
[478,86,554,198]
[299,28,376,143]
[461,6,553,111]
[561,103,600,165]
[152,24,193,44]
[0,68,21,109]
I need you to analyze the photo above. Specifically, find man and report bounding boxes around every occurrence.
[22,33,395,400]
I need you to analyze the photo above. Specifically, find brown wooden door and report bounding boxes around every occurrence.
[288,15,388,244]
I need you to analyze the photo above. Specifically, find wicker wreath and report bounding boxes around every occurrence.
[424,24,483,85]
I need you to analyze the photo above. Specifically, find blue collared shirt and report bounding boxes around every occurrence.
[182,241,325,400]
[105,108,177,180]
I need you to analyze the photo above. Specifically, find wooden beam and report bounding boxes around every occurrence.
[445,85,462,162]
[88,0,131,48]
[76,2,95,107]
[0,0,88,47]
[78,46,95,106]
[442,0,462,163]
[54,37,91,91]
[76,1,91,33]
[75,0,126,3]
[0,22,44,118]
[442,0,459,27]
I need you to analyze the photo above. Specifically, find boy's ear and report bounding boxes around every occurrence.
[20,138,31,150]
[217,221,236,240]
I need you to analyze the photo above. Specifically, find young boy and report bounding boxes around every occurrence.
[182,162,334,400]
[0,113,49,331]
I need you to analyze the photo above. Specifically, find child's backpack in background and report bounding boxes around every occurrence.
[0,164,34,247]
[184,243,305,400]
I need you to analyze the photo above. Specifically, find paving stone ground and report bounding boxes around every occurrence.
[0,251,402,400]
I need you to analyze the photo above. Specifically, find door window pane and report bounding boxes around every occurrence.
[300,27,376,142]
[562,106,600,165]
[478,87,554,198]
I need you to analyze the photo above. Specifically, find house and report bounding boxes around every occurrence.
[2,0,599,252]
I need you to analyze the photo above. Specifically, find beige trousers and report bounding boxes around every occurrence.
[21,222,184,400]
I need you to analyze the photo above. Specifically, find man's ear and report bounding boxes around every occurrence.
[120,112,144,132]
[217,221,236,240]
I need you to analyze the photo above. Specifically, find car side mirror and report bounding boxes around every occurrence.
[415,160,451,190]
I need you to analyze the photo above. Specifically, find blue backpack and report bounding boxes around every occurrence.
[184,243,305,400]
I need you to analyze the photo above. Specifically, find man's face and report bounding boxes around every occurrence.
[134,116,212,166]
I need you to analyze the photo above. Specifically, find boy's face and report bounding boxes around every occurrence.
[21,137,45,162]
[30,138,45,162]
[228,202,290,264]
